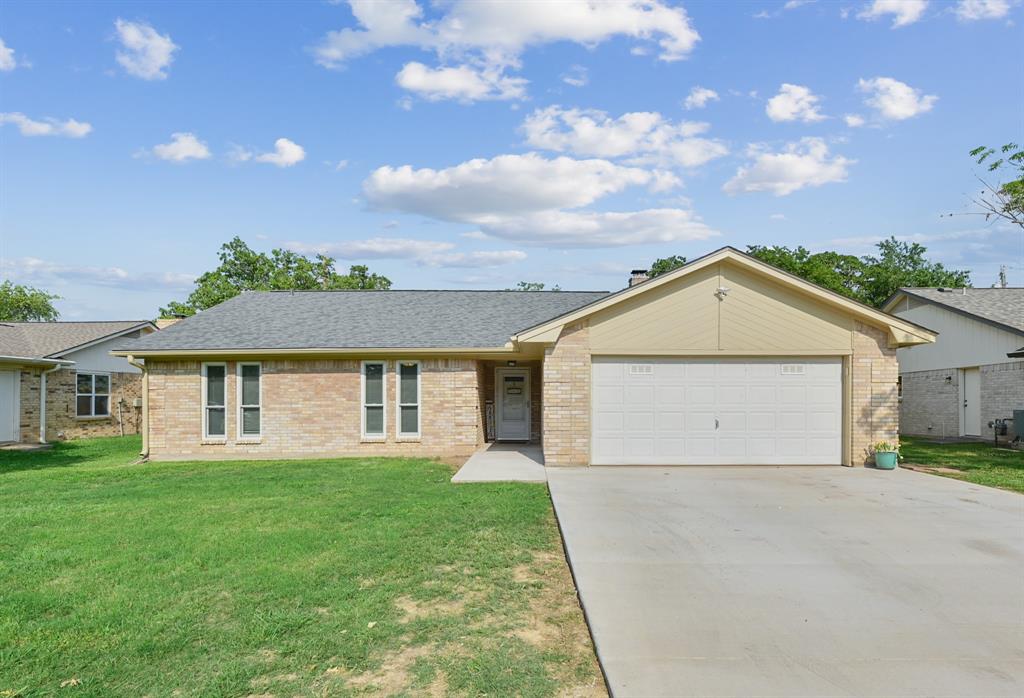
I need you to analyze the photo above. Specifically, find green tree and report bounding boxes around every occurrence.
[648,255,687,277]
[160,237,392,317]
[966,142,1024,229]
[746,245,867,300]
[508,281,560,291]
[0,281,61,322]
[860,237,971,307]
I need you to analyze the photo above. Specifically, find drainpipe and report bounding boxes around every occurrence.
[127,355,148,458]
[39,363,63,444]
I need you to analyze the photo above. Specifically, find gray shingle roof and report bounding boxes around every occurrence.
[0,321,152,359]
[900,288,1024,335]
[115,290,610,352]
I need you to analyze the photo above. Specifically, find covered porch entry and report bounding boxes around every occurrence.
[479,360,542,444]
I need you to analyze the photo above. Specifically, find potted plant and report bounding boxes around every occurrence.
[872,440,901,470]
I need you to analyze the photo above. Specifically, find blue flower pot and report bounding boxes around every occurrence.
[875,452,898,470]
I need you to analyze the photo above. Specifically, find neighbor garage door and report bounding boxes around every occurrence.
[591,358,843,465]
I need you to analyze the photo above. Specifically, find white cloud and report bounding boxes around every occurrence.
[683,86,719,110]
[396,61,526,102]
[286,237,526,268]
[0,112,92,138]
[857,0,929,27]
[362,152,716,247]
[335,159,349,170]
[770,213,787,220]
[844,114,866,127]
[0,38,17,71]
[955,0,1012,20]
[723,137,853,196]
[561,65,588,87]
[2,256,194,291]
[857,76,937,120]
[151,132,211,162]
[765,84,826,122]
[114,19,178,80]
[254,138,306,167]
[520,106,727,168]
[313,0,700,101]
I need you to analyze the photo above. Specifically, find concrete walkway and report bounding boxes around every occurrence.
[451,442,546,483]
[548,466,1024,698]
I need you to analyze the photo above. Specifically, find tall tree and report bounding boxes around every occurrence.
[746,245,867,300]
[966,142,1024,229]
[160,237,392,317]
[860,237,970,307]
[508,281,560,291]
[0,281,61,322]
[648,255,687,277]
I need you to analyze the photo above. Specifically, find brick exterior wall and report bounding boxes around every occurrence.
[146,358,483,460]
[851,322,899,465]
[542,322,591,466]
[17,367,142,443]
[901,361,1024,439]
[982,361,1024,438]
[899,368,960,438]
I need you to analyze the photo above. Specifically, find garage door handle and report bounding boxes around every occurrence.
[715,418,719,430]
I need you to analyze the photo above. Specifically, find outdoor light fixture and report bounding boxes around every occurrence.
[507,360,517,367]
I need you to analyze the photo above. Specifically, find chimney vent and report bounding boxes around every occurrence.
[629,269,649,287]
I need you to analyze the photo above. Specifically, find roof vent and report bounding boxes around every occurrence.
[629,269,649,287]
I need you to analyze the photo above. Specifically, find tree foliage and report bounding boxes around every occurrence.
[648,255,687,277]
[508,281,560,291]
[160,237,392,317]
[0,281,61,322]
[967,142,1024,229]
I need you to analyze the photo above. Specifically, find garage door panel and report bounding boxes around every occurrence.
[591,358,842,465]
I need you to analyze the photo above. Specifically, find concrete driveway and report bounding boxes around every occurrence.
[547,466,1024,697]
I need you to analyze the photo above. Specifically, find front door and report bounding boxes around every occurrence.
[962,367,981,436]
[496,369,530,441]
[0,370,17,443]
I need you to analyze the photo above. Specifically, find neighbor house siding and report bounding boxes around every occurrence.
[146,358,482,459]
[17,367,142,443]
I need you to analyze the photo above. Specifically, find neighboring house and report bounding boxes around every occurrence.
[884,287,1024,439]
[0,321,157,444]
[112,247,935,465]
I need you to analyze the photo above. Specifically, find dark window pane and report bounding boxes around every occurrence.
[207,407,225,436]
[94,375,110,394]
[241,365,260,405]
[365,405,384,434]
[400,363,418,404]
[93,396,109,416]
[241,407,260,436]
[400,405,418,434]
[77,373,92,394]
[365,364,383,404]
[77,395,92,416]
[206,366,225,406]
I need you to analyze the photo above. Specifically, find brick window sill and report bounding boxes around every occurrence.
[360,437,386,444]
[236,439,262,445]
[76,415,112,421]
[201,439,227,446]
[396,437,421,443]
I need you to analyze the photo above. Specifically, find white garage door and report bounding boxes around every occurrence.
[591,358,843,465]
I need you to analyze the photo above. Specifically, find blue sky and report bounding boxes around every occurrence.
[1,0,1021,320]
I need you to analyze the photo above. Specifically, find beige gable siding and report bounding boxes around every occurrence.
[589,261,854,355]
[719,263,853,353]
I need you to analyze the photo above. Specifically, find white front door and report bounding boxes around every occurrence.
[592,358,843,465]
[962,367,981,436]
[0,370,18,443]
[496,368,530,441]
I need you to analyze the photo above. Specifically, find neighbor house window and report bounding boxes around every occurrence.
[397,361,420,438]
[237,362,261,439]
[76,372,110,417]
[202,363,227,439]
[362,361,386,439]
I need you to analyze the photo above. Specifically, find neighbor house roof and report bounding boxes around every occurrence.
[113,290,610,354]
[0,321,154,361]
[883,287,1024,337]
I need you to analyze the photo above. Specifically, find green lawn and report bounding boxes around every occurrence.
[0,437,604,697]
[901,437,1024,493]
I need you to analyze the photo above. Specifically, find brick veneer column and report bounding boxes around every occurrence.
[851,322,899,465]
[543,321,591,466]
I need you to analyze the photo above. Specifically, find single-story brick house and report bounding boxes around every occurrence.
[1,320,157,444]
[883,287,1024,439]
[113,247,936,465]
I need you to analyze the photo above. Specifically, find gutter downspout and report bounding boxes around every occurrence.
[127,355,148,458]
[39,364,63,444]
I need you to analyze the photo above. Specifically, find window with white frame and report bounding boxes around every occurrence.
[76,372,110,417]
[362,361,386,438]
[397,361,420,438]
[237,362,261,439]
[202,363,227,438]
